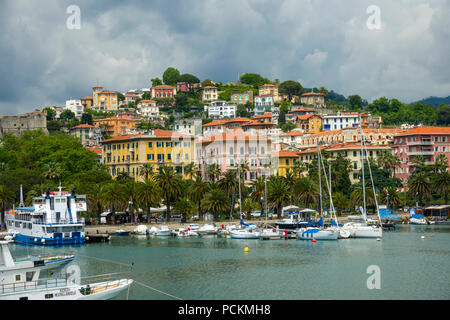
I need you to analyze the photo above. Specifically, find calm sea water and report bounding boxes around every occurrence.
[9,224,450,300]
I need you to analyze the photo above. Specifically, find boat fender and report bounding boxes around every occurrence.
[34,238,37,242]
[41,239,45,243]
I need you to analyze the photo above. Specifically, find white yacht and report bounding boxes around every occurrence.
[154,225,171,237]
[196,224,217,235]
[0,241,133,300]
[297,227,339,240]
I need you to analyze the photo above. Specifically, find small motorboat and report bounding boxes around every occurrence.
[154,225,171,237]
[133,225,149,235]
[258,228,282,240]
[196,224,217,236]
[229,226,259,239]
[341,223,382,238]
[115,229,130,236]
[297,228,339,240]
[173,228,200,237]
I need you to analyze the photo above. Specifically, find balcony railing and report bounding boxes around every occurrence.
[406,150,434,156]
[408,140,433,146]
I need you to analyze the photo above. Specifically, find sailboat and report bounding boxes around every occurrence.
[297,144,339,241]
[341,117,382,238]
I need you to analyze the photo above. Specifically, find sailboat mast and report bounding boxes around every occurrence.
[238,165,242,218]
[318,144,323,216]
[359,115,367,219]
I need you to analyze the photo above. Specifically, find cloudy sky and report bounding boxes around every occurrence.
[0,0,449,114]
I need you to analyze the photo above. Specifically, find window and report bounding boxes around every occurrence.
[354,162,357,169]
[157,142,163,148]
[26,271,35,282]
[15,274,21,281]
[185,153,189,160]
[147,154,154,160]
[148,142,153,148]
[286,159,289,165]
[166,142,172,147]
[167,153,172,160]
[184,142,190,147]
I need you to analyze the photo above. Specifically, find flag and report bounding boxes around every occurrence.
[384,189,389,195]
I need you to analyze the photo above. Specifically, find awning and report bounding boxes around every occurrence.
[425,205,450,210]
[150,206,167,213]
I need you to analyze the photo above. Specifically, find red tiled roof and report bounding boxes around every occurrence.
[101,134,143,143]
[202,86,218,90]
[139,100,156,103]
[225,117,252,123]
[282,130,304,136]
[274,150,299,158]
[81,96,93,100]
[88,146,102,155]
[200,130,270,143]
[301,92,325,96]
[260,84,277,87]
[398,126,450,135]
[72,124,95,129]
[252,113,272,119]
[326,143,390,151]
[241,121,275,127]
[202,120,227,127]
[100,91,117,94]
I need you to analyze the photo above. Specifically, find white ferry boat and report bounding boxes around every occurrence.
[4,186,86,246]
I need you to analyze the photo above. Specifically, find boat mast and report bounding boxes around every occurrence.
[359,115,367,221]
[318,143,323,217]
[238,165,242,219]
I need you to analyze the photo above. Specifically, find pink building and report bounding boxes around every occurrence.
[177,82,201,92]
[151,85,177,99]
[124,92,139,105]
[392,126,450,186]
[196,129,272,182]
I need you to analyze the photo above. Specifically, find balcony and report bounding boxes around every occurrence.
[408,140,433,146]
[406,150,434,156]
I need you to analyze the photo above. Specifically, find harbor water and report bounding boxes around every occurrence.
[8,224,450,300]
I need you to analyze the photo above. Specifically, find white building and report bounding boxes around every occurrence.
[322,113,359,131]
[254,95,274,116]
[137,100,160,120]
[206,101,236,119]
[65,99,84,118]
[173,118,202,136]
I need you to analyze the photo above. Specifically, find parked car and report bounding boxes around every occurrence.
[250,211,261,218]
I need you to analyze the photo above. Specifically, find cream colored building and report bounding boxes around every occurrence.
[259,84,281,102]
[201,86,219,102]
[300,92,325,107]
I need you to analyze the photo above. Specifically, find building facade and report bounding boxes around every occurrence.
[300,92,326,107]
[93,117,138,137]
[80,96,93,109]
[231,90,254,105]
[206,101,237,119]
[322,113,359,131]
[392,126,450,186]
[254,95,275,116]
[69,124,103,147]
[92,86,119,111]
[65,99,84,119]
[137,100,160,119]
[0,111,48,138]
[101,129,194,181]
[258,84,280,102]
[201,86,219,102]
[151,85,177,99]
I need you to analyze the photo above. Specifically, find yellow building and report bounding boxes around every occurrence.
[101,129,195,181]
[295,114,323,133]
[273,150,300,177]
[92,86,118,111]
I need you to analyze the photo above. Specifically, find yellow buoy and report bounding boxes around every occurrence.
[244,247,249,252]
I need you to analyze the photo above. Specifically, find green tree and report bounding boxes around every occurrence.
[0,185,15,230]
[408,172,432,206]
[136,177,162,222]
[377,150,401,178]
[348,95,363,111]
[81,113,93,125]
[101,182,126,223]
[151,78,163,87]
[139,164,154,180]
[432,171,450,204]
[179,73,200,84]
[173,197,196,222]
[156,166,182,220]
[201,188,230,220]
[293,177,319,209]
[43,107,56,121]
[239,73,271,88]
[267,176,290,218]
[162,67,181,86]
[190,175,209,222]
[332,192,349,216]
[60,110,75,122]
[279,80,304,101]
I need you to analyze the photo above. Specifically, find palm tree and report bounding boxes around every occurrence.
[190,175,209,222]
[0,185,15,230]
[201,188,230,220]
[86,183,105,219]
[136,177,161,222]
[43,162,62,181]
[350,183,377,212]
[379,186,401,208]
[207,163,221,182]
[267,177,290,218]
[173,197,196,222]
[377,151,401,178]
[139,163,154,180]
[332,192,349,216]
[434,154,448,172]
[242,198,259,218]
[156,166,182,220]
[292,160,306,177]
[293,177,319,209]
[432,171,450,204]
[250,177,265,216]
[238,160,250,181]
[218,169,237,198]
[101,182,126,223]
[408,172,432,206]
[183,163,197,180]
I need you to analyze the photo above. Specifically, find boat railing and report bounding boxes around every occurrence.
[0,272,131,295]
[13,251,75,262]
[0,278,68,295]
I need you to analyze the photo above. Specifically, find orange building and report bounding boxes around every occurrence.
[93,117,138,137]
[295,114,322,133]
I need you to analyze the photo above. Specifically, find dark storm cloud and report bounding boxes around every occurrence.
[0,0,449,114]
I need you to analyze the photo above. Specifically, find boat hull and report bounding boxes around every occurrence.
[13,233,84,246]
[297,229,339,240]
[229,231,259,239]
